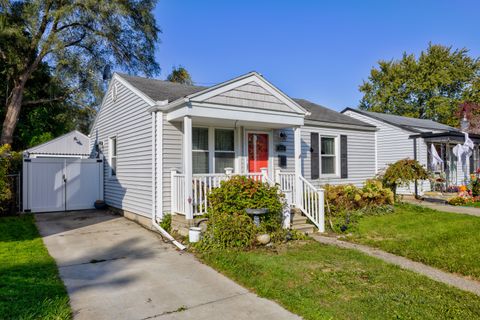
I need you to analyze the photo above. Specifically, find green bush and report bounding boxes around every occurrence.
[160,213,171,232]
[382,159,429,197]
[0,145,22,214]
[197,176,286,250]
[324,180,394,233]
[448,196,469,206]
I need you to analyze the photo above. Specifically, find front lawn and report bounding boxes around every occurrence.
[345,203,480,280]
[200,241,480,320]
[0,215,71,319]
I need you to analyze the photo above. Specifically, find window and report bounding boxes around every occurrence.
[192,128,209,174]
[321,137,336,175]
[110,137,117,176]
[191,127,235,174]
[214,129,235,173]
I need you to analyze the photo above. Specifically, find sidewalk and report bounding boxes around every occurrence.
[405,199,480,217]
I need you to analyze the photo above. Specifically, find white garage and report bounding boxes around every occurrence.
[22,131,104,213]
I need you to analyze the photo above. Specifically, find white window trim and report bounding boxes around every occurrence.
[192,126,237,174]
[109,136,117,178]
[319,134,340,178]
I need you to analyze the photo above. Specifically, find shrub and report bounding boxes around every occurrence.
[197,176,286,250]
[324,180,394,233]
[0,145,22,214]
[160,213,171,232]
[382,159,429,197]
[325,179,394,215]
[448,196,471,206]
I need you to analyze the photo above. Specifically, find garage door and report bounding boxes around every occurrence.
[23,158,104,213]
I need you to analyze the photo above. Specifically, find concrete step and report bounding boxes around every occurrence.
[291,223,315,234]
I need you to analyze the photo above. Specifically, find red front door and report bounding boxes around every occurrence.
[248,133,269,173]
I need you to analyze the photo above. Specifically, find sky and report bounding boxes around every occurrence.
[154,0,479,111]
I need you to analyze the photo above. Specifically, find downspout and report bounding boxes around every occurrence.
[151,111,186,250]
[413,137,418,198]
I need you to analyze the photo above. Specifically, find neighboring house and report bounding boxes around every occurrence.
[24,130,90,158]
[342,108,480,194]
[89,72,376,231]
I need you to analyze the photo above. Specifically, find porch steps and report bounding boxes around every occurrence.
[290,208,315,234]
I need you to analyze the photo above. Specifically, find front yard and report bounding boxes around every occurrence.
[200,241,480,320]
[0,215,71,319]
[344,203,480,280]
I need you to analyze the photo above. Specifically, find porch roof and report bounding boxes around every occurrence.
[409,131,480,144]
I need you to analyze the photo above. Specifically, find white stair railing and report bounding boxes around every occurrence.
[297,175,325,232]
[171,171,185,214]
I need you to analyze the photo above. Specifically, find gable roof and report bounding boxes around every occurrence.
[115,73,375,128]
[342,108,458,132]
[295,99,375,128]
[25,130,90,156]
[117,73,207,102]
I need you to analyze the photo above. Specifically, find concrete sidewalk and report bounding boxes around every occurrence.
[405,199,480,217]
[35,211,300,320]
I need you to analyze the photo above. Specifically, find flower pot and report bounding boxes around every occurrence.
[94,200,107,210]
[189,227,202,243]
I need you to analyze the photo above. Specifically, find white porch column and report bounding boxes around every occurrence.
[294,126,302,207]
[183,116,193,220]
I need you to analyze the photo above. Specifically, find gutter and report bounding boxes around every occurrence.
[150,111,186,251]
[148,98,189,113]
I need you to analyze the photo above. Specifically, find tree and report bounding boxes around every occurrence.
[359,44,480,127]
[457,102,480,135]
[0,0,160,145]
[382,159,429,198]
[166,66,193,85]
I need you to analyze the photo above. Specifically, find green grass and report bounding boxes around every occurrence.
[200,241,480,320]
[345,203,480,280]
[461,201,480,208]
[0,215,71,319]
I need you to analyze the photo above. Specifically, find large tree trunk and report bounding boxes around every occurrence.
[1,83,26,145]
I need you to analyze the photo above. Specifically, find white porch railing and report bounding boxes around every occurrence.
[171,168,325,232]
[297,175,325,232]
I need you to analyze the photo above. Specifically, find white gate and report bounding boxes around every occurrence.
[23,158,103,213]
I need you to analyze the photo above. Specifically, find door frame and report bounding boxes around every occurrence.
[244,129,274,177]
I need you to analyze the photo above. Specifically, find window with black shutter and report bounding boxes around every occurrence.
[311,132,319,179]
[340,135,348,179]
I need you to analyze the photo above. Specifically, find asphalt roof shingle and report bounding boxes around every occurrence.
[117,73,374,128]
[294,99,375,127]
[344,109,458,132]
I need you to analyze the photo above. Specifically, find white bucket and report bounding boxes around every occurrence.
[189,227,202,243]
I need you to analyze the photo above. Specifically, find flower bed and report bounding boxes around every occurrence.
[447,169,480,206]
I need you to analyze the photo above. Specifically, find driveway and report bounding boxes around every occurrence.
[35,210,300,320]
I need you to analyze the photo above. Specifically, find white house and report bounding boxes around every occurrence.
[89,72,377,232]
[342,108,480,195]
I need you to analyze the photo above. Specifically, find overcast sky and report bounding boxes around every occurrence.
[154,0,479,110]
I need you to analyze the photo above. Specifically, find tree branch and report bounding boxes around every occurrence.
[21,96,68,107]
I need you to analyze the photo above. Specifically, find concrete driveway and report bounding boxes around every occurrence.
[35,210,300,320]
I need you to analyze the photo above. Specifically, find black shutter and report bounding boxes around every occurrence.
[311,132,319,179]
[340,135,348,179]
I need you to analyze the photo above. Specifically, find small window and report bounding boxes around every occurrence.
[321,137,336,175]
[214,129,235,173]
[192,128,209,174]
[110,137,117,176]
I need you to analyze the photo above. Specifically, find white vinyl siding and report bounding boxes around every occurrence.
[272,126,376,187]
[89,80,153,217]
[343,110,432,194]
[162,118,183,214]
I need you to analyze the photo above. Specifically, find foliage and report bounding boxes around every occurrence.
[0,144,21,214]
[346,203,480,281]
[0,215,71,318]
[469,171,480,197]
[166,66,193,85]
[324,180,394,233]
[448,196,469,206]
[0,0,160,144]
[160,213,171,233]
[359,43,480,127]
[382,159,429,196]
[457,102,480,134]
[325,179,394,214]
[200,241,480,320]
[197,176,285,250]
